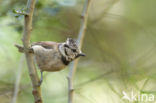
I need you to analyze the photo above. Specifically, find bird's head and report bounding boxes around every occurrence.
[60,38,85,62]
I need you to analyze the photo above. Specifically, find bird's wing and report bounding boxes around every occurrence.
[31,41,58,49]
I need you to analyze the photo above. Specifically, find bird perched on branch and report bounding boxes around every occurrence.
[15,38,85,86]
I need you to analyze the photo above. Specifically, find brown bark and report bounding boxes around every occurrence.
[21,0,43,103]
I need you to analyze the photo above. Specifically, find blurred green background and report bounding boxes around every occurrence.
[0,0,156,103]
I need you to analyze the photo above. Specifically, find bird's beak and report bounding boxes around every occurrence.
[78,53,86,57]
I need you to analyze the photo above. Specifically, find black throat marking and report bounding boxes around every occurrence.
[61,56,70,65]
[58,44,70,65]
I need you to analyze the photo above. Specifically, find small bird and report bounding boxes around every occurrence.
[15,38,85,85]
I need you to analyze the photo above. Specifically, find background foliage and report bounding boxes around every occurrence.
[0,0,156,103]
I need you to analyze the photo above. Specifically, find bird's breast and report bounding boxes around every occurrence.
[32,45,66,72]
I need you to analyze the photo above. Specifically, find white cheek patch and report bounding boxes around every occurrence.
[66,40,69,45]
[59,45,66,57]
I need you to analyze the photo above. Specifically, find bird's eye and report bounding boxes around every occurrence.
[72,49,76,52]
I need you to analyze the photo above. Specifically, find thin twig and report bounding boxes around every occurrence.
[13,10,29,16]
[10,55,25,103]
[21,0,43,103]
[68,0,91,103]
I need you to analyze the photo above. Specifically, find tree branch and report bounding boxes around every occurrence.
[21,0,43,103]
[10,55,25,103]
[68,0,91,103]
[13,9,29,16]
